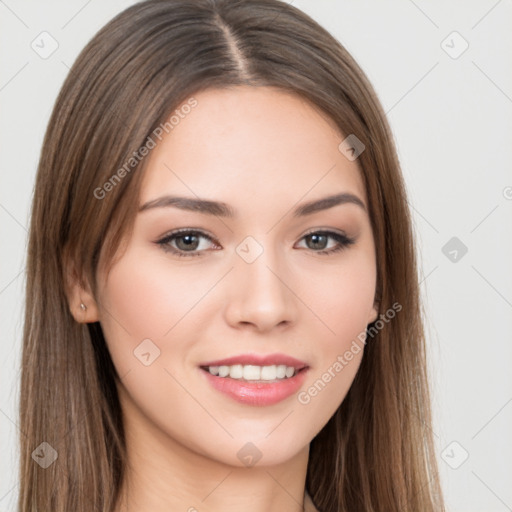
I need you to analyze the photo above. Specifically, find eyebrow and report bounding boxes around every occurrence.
[138,192,366,217]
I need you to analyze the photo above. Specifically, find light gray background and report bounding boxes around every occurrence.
[1,1,511,511]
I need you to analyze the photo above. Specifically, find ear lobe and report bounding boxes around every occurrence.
[63,254,100,324]
[368,301,379,324]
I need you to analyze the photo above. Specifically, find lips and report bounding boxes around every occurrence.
[199,353,308,369]
[198,353,309,406]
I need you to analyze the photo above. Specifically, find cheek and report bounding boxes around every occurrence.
[305,252,376,342]
[294,254,375,417]
[99,249,212,340]
[96,250,213,378]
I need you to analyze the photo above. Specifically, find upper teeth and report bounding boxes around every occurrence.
[207,364,297,380]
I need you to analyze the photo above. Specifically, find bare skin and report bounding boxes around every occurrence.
[68,86,378,512]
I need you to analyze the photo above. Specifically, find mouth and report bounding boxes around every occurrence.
[198,353,309,406]
[199,353,308,380]
[200,364,305,381]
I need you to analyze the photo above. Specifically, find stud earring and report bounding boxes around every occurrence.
[80,303,87,311]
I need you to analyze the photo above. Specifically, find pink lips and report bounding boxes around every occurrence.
[199,353,307,369]
[199,352,309,407]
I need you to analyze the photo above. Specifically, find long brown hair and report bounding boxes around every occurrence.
[19,0,445,510]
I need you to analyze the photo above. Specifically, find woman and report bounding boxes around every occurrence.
[19,0,445,511]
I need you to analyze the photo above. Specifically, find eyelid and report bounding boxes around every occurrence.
[301,226,349,238]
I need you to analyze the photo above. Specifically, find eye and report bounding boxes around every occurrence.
[156,229,218,257]
[296,230,356,255]
[155,229,355,257]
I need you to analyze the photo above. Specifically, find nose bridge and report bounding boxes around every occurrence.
[226,234,296,330]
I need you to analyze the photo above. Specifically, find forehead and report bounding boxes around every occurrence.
[139,86,367,211]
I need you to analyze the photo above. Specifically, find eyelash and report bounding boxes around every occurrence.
[155,228,356,258]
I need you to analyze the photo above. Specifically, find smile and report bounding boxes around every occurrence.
[198,353,309,406]
[203,364,298,380]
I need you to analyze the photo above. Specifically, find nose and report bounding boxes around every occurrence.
[223,245,298,333]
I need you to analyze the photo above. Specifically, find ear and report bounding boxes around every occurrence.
[368,299,379,324]
[63,252,100,324]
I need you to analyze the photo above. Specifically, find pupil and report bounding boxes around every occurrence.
[177,234,198,250]
[309,234,327,250]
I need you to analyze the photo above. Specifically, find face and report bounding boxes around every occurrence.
[80,86,378,467]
